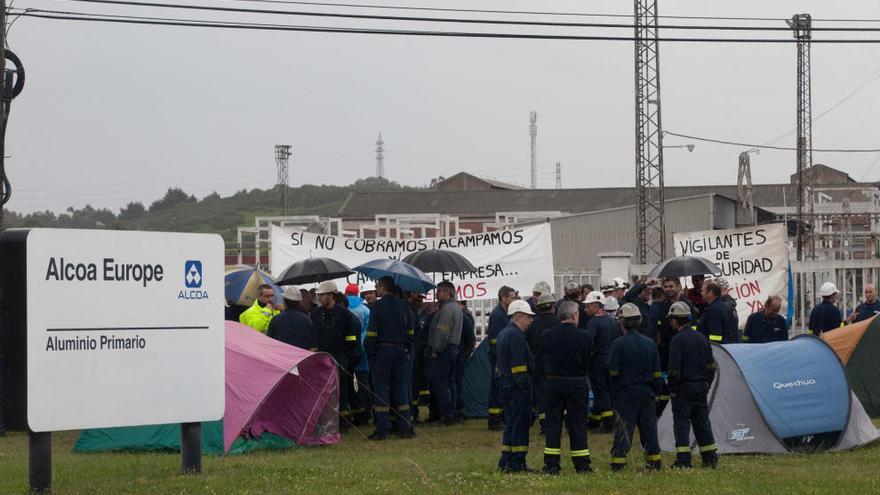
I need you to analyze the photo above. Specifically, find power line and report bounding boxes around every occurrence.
[664,131,880,152]
[41,0,880,32]
[207,0,880,24]
[18,10,880,43]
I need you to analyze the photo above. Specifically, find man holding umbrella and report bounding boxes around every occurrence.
[365,276,416,440]
[311,281,362,429]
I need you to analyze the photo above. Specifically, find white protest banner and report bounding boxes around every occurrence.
[673,223,789,328]
[271,224,555,300]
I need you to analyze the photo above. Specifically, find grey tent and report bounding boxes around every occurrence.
[659,336,878,454]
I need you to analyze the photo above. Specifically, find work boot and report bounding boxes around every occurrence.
[610,463,626,472]
[701,451,719,469]
[542,464,561,475]
[645,460,662,471]
[488,418,504,431]
[673,451,692,469]
[367,431,389,441]
[600,416,615,434]
[573,459,593,473]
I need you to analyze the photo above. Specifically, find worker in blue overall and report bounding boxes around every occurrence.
[539,300,593,475]
[847,284,880,324]
[698,281,739,344]
[584,291,621,432]
[311,281,361,429]
[525,293,560,434]
[809,282,843,335]
[650,276,696,417]
[487,285,517,430]
[666,301,719,469]
[495,300,536,473]
[743,295,788,343]
[365,276,415,440]
[608,303,663,472]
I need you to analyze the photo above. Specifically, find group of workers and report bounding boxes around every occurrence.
[492,278,722,473]
[227,271,878,475]
[229,277,476,441]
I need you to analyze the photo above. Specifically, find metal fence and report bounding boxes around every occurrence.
[790,259,880,333]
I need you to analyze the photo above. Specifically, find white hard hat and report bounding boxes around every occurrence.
[361,281,377,292]
[666,301,692,318]
[604,296,619,312]
[533,281,551,294]
[617,303,642,319]
[583,291,606,306]
[507,299,535,317]
[315,280,338,295]
[819,282,838,297]
[612,277,628,289]
[282,285,302,302]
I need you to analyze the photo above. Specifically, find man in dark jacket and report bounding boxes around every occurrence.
[743,295,788,343]
[809,282,843,335]
[487,285,517,430]
[539,300,593,475]
[267,286,317,351]
[715,277,739,331]
[525,293,560,433]
[584,291,621,432]
[365,276,415,440]
[456,300,477,420]
[667,302,718,469]
[310,281,361,428]
[496,300,536,473]
[847,283,880,324]
[698,281,739,344]
[608,303,663,472]
[650,277,696,416]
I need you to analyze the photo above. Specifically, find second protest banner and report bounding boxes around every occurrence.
[270,224,555,300]
[673,223,789,327]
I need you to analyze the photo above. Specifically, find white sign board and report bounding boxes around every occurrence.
[25,229,225,431]
[673,223,789,328]
[270,224,555,300]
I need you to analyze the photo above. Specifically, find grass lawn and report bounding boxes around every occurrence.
[1,418,879,494]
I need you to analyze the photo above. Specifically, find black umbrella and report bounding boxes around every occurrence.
[275,257,354,286]
[647,255,722,279]
[402,249,478,273]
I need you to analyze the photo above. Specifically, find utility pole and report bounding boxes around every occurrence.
[634,0,666,264]
[736,151,756,226]
[555,162,561,189]
[789,13,813,261]
[375,133,385,180]
[529,111,537,189]
[274,145,291,216]
[0,0,7,230]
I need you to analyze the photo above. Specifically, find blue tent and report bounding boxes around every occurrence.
[659,335,878,454]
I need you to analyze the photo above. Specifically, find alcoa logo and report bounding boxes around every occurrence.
[773,378,817,390]
[179,260,209,301]
[185,260,203,288]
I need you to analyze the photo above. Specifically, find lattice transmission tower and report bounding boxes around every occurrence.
[634,0,666,264]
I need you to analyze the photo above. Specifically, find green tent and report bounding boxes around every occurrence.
[74,420,295,455]
[461,339,490,418]
[823,315,880,417]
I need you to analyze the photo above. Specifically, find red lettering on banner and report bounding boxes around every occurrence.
[747,299,764,313]
[735,280,761,299]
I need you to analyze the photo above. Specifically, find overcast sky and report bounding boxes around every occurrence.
[6,0,880,213]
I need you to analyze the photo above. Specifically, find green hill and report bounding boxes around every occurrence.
[4,177,417,241]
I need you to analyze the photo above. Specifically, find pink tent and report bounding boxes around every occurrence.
[224,321,339,452]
